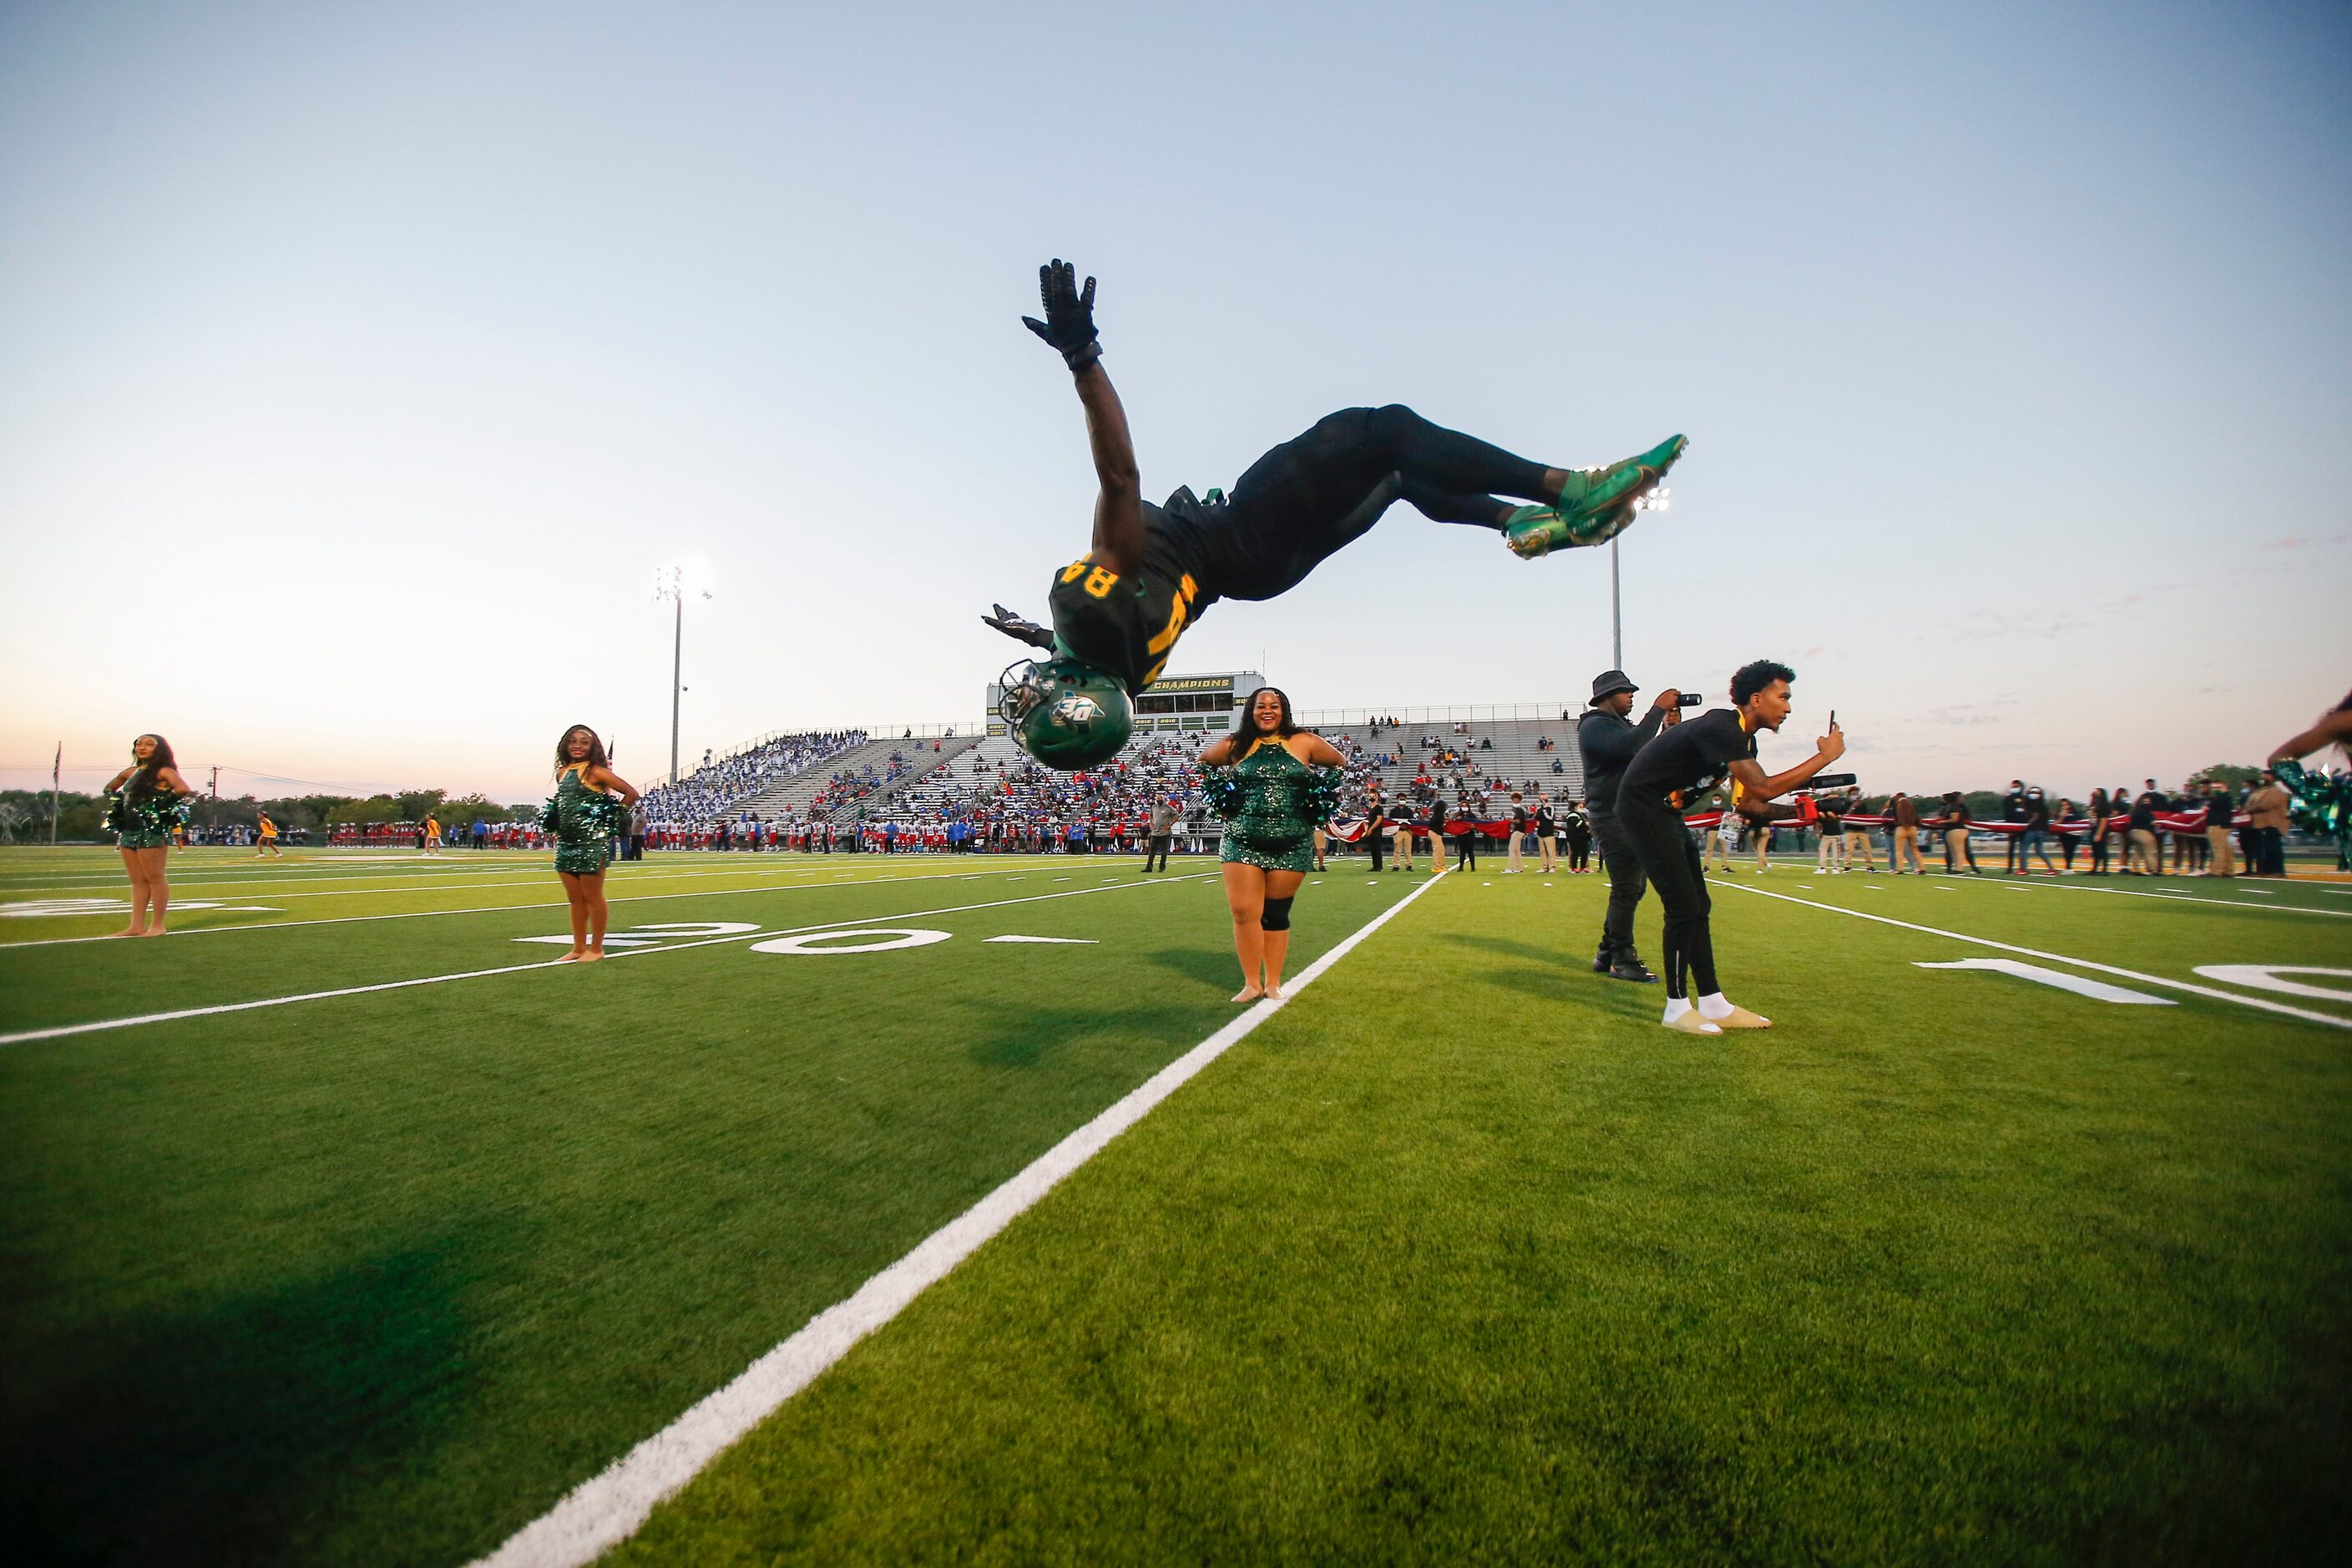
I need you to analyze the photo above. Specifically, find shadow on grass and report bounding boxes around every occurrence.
[1432,933,1663,1024]
[3,1233,487,1567]
[959,995,1230,1070]
[1140,944,1238,992]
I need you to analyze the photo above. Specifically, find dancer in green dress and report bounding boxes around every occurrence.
[99,733,194,938]
[544,725,641,963]
[1200,688,1346,1002]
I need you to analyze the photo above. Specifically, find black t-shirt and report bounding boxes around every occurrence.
[1535,805,1558,836]
[1576,705,1667,815]
[2129,797,2157,829]
[1044,494,1223,696]
[1816,797,1844,832]
[2206,794,2234,829]
[1619,709,1758,807]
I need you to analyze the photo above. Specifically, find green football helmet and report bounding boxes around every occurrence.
[999,656,1134,770]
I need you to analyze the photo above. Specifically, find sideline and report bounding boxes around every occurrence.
[0,875,1211,1047]
[0,863,1133,951]
[0,865,826,904]
[1716,880,2352,1030]
[0,855,1085,895]
[1940,874,2352,921]
[470,867,1450,1568]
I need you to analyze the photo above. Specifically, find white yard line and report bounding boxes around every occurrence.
[0,874,1212,1047]
[1942,876,2352,920]
[0,864,1125,951]
[1715,880,2352,1030]
[470,867,1449,1568]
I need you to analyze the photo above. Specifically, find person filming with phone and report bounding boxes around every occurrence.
[1615,660,1846,1034]
[1576,670,1691,982]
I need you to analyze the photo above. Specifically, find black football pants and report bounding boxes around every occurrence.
[1204,405,1558,600]
[1616,798,1718,999]
[1590,809,1650,959]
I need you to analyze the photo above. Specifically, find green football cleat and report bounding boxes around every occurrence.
[1553,433,1687,522]
[1504,498,1636,559]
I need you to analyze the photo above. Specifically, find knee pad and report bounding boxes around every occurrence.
[1259,896,1295,932]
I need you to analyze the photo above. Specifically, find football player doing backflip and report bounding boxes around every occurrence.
[986,260,1687,769]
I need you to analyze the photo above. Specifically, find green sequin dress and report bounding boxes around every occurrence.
[551,767,616,875]
[107,782,176,850]
[1216,740,1324,873]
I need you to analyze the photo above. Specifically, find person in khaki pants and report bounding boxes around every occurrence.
[1840,785,1879,872]
[2202,781,2238,877]
[2245,771,2290,876]
[2127,788,2162,874]
[1890,792,1925,874]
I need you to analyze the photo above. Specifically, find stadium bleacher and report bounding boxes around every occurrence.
[638,705,1591,841]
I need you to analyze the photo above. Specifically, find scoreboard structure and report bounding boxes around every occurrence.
[984,668,1268,739]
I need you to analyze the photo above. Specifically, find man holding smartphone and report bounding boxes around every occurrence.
[1576,669,1687,982]
[1616,660,1845,1034]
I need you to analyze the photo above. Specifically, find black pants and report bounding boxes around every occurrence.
[1565,832,1589,872]
[1454,831,1478,870]
[1590,810,1649,959]
[1146,834,1171,872]
[1186,405,1557,601]
[1618,799,1717,1000]
[2256,826,2284,875]
[1367,822,1385,870]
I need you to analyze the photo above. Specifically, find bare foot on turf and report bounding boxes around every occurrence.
[555,949,585,963]
[107,927,143,938]
[1263,984,1284,999]
[578,949,605,964]
[139,926,168,938]
[1232,985,1263,1004]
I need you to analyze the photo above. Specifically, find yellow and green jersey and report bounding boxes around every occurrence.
[1044,498,1219,695]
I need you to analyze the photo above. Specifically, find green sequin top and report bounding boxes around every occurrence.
[1216,739,1328,873]
[106,781,179,850]
[549,767,616,874]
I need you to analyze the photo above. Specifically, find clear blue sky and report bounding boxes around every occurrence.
[3,1,2345,802]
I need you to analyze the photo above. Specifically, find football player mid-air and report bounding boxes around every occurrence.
[984,260,1687,769]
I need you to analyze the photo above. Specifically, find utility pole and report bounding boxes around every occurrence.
[48,743,59,844]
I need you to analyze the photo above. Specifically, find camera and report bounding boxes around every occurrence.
[1672,688,1703,708]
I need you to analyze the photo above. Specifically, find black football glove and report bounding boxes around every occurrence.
[1020,259,1101,371]
[982,603,1056,650]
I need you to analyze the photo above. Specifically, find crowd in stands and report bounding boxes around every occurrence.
[635,730,867,824]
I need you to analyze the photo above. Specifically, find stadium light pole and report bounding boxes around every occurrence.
[1612,486,1670,673]
[1610,541,1621,671]
[654,563,712,786]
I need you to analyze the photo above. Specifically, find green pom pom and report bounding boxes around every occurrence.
[1201,768,1247,822]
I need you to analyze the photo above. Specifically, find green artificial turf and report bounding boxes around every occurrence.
[3,849,2348,1565]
